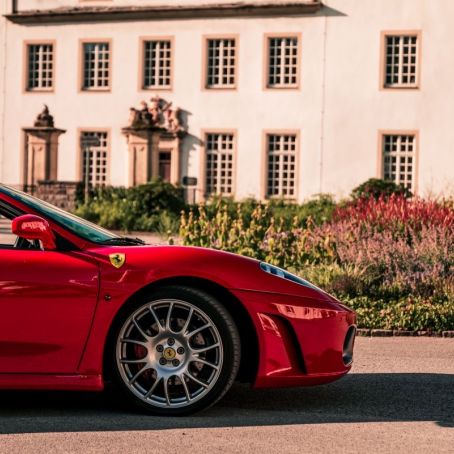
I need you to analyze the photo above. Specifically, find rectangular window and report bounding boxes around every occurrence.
[26,43,54,91]
[384,34,419,88]
[266,36,299,88]
[266,133,297,198]
[205,133,235,196]
[143,40,172,89]
[382,134,416,189]
[82,42,110,90]
[205,38,237,89]
[80,131,109,187]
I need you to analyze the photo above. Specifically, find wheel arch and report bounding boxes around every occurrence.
[102,276,259,385]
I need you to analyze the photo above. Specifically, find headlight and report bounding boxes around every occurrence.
[260,262,319,290]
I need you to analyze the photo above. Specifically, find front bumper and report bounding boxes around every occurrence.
[232,289,356,388]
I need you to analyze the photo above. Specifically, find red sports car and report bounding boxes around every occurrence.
[0,184,356,415]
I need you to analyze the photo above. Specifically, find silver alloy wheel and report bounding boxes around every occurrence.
[116,299,224,408]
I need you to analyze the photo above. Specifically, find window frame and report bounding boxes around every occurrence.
[23,40,56,93]
[199,129,237,200]
[202,35,239,91]
[263,33,301,90]
[77,128,111,188]
[377,130,419,193]
[380,30,422,90]
[79,39,112,92]
[139,36,174,91]
[262,130,300,200]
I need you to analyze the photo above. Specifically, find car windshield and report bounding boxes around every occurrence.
[0,184,120,243]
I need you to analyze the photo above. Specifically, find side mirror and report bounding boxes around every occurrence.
[12,214,57,250]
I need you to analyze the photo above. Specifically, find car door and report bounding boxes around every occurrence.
[0,211,100,374]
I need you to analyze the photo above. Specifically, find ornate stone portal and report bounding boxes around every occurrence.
[122,96,186,186]
[23,105,66,189]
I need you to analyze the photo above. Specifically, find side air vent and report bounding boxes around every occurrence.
[260,262,319,290]
[343,326,356,366]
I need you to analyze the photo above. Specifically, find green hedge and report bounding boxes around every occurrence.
[74,179,185,234]
[346,297,454,332]
[351,177,412,199]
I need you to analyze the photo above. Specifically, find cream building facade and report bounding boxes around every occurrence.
[0,0,453,202]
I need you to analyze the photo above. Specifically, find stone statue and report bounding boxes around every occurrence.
[139,100,153,126]
[128,101,154,128]
[126,97,186,134]
[34,105,54,128]
[149,95,172,124]
[148,95,161,123]
[166,106,182,133]
[128,107,140,127]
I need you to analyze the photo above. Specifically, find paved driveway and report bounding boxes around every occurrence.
[0,338,453,453]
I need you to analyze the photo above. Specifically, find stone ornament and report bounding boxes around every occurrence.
[127,95,184,134]
[34,104,55,128]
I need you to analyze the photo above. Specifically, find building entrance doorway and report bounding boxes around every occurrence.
[158,151,172,182]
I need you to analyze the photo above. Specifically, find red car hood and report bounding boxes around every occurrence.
[83,244,348,310]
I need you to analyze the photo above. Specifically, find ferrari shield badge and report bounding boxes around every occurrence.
[109,253,126,269]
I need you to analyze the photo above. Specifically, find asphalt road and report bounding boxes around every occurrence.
[0,337,453,453]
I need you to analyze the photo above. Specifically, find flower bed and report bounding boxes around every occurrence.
[180,195,454,332]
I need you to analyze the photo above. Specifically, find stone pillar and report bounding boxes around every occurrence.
[23,130,64,187]
[23,106,65,189]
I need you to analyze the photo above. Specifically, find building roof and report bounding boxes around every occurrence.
[5,1,322,24]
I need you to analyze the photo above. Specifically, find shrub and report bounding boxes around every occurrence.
[345,297,454,332]
[351,178,412,199]
[74,179,185,232]
[312,196,454,300]
[180,194,337,263]
[333,194,454,232]
[186,194,336,232]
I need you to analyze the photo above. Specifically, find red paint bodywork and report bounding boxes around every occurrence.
[0,189,356,391]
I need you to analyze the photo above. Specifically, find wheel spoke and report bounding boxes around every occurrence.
[149,305,164,332]
[128,364,150,385]
[192,343,220,354]
[132,317,150,341]
[186,323,210,339]
[120,358,147,364]
[191,357,219,371]
[120,338,148,348]
[185,372,208,389]
[144,376,162,399]
[180,374,191,402]
[180,307,194,335]
[163,377,171,406]
[165,301,174,331]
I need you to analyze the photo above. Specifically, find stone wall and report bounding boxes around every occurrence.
[33,181,81,212]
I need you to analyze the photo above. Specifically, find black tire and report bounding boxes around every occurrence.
[110,285,241,416]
